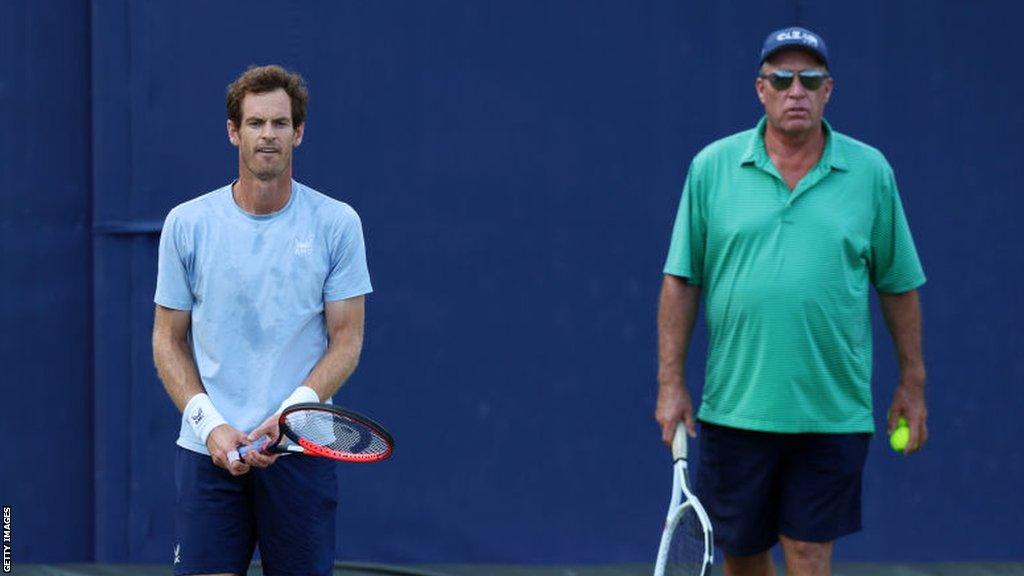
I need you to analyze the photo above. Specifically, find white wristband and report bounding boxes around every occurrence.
[184,393,228,444]
[277,386,320,413]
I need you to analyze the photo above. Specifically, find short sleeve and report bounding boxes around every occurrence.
[870,165,926,293]
[324,207,373,302]
[154,210,195,310]
[663,160,706,284]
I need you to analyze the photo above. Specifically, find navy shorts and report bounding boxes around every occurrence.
[695,422,870,556]
[173,446,338,576]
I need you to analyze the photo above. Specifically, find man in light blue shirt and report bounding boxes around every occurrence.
[152,65,371,576]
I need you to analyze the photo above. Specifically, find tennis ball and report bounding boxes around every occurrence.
[890,418,909,453]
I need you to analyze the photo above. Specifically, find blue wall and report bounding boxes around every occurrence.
[2,0,1022,565]
[1,0,94,562]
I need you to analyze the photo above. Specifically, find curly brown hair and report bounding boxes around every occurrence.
[226,65,309,128]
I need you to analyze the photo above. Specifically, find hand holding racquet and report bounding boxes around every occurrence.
[654,423,713,576]
[231,403,394,463]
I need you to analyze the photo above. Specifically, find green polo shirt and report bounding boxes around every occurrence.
[664,117,925,433]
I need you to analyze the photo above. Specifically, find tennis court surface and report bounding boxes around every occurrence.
[14,562,1024,576]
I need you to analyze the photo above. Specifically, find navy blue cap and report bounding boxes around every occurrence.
[759,26,828,68]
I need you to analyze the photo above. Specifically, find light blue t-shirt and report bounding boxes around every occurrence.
[155,180,372,454]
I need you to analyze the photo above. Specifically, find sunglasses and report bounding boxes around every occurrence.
[759,69,830,91]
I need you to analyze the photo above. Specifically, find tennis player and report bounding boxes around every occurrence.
[152,65,372,576]
[656,27,928,576]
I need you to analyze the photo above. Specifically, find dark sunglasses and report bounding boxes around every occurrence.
[759,69,830,91]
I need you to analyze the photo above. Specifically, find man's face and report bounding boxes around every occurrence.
[756,50,832,137]
[228,88,304,181]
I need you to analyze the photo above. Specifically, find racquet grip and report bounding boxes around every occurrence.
[672,422,688,461]
[237,436,269,457]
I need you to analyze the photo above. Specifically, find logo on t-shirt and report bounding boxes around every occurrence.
[294,236,313,256]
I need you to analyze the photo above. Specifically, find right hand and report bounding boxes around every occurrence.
[242,412,283,469]
[206,424,251,476]
[656,381,696,446]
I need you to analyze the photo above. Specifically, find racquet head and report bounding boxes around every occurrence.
[280,402,394,462]
[662,503,711,576]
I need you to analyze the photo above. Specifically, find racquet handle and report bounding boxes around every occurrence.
[237,436,269,457]
[672,422,688,461]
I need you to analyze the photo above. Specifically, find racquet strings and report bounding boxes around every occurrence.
[284,408,391,457]
[665,504,708,576]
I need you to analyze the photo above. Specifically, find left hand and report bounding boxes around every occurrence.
[887,376,928,454]
[242,412,283,468]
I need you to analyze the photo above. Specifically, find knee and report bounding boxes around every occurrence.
[724,550,774,576]
[781,535,832,574]
[787,539,828,558]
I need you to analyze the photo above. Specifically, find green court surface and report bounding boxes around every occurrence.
[12,562,1024,576]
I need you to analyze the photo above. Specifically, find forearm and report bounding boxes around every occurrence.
[657,274,701,390]
[301,329,364,401]
[152,333,205,412]
[878,289,926,385]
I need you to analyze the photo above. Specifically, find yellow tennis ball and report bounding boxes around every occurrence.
[890,418,910,453]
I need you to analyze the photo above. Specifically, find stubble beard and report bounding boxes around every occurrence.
[245,150,287,182]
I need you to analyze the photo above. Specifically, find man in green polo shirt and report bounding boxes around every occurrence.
[656,26,928,576]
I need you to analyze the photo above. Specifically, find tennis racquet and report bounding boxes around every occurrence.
[653,423,713,576]
[233,402,394,463]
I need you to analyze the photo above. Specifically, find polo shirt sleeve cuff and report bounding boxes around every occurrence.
[662,267,702,285]
[875,276,926,294]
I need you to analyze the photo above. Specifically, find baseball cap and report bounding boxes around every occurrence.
[759,26,829,68]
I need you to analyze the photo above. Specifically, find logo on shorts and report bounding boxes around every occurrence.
[294,236,313,256]
[173,543,180,564]
[190,407,204,426]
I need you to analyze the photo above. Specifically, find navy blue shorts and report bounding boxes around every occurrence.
[695,422,870,556]
[173,446,338,576]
